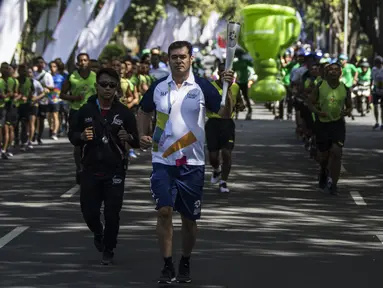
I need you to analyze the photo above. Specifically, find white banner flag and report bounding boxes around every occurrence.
[176,16,201,44]
[160,6,185,52]
[199,11,220,44]
[145,5,184,52]
[43,0,98,64]
[0,0,28,64]
[34,0,61,56]
[76,0,131,60]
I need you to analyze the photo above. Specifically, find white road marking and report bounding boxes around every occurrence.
[61,185,80,198]
[376,235,383,244]
[0,226,29,249]
[350,191,367,206]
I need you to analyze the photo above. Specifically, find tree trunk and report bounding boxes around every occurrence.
[348,28,359,58]
[354,0,379,54]
[348,6,360,58]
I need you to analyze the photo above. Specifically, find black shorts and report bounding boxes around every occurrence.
[48,103,60,113]
[316,118,346,152]
[294,98,305,111]
[18,103,30,120]
[30,105,39,116]
[0,107,5,127]
[5,102,18,126]
[372,92,383,105]
[205,118,235,152]
[38,104,48,118]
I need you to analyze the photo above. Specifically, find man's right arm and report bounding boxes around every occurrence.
[60,78,79,101]
[307,84,321,115]
[68,108,85,146]
[137,82,156,138]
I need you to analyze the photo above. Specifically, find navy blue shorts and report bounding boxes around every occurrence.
[150,163,205,220]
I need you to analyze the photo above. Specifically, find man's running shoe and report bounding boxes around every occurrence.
[177,259,192,283]
[373,123,379,130]
[27,142,33,150]
[219,181,230,193]
[1,151,9,160]
[158,264,176,284]
[94,233,104,252]
[324,177,338,195]
[101,248,114,265]
[129,149,138,159]
[318,170,327,191]
[380,125,383,130]
[211,169,221,184]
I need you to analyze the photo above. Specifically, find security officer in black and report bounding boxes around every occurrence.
[68,68,139,265]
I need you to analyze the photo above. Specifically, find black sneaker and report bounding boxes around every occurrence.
[101,248,114,265]
[94,233,104,252]
[324,178,338,195]
[177,259,192,283]
[158,264,176,284]
[329,184,338,195]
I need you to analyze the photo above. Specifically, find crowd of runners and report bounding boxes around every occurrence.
[1,38,382,281]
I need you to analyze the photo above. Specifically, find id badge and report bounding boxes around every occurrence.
[164,119,173,136]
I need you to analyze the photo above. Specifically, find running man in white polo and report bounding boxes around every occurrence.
[137,41,234,284]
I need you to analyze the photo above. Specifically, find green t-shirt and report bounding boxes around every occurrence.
[318,81,348,122]
[69,70,97,110]
[207,81,240,119]
[282,62,299,86]
[17,77,33,107]
[139,74,147,85]
[129,75,139,86]
[357,67,371,82]
[0,77,17,107]
[233,59,253,84]
[341,63,358,88]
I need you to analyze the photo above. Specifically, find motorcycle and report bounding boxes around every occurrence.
[352,81,371,116]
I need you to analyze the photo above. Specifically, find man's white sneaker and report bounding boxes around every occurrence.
[219,181,230,193]
[211,169,221,184]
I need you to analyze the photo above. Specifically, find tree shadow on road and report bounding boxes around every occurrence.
[0,119,382,287]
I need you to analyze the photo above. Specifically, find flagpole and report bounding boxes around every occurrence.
[343,0,348,56]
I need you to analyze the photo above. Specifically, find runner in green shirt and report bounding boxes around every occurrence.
[281,51,299,119]
[339,54,358,88]
[233,49,253,119]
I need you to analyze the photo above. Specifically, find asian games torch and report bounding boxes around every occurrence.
[221,21,241,107]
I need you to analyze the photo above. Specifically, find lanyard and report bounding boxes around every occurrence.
[96,98,101,112]
[168,83,174,114]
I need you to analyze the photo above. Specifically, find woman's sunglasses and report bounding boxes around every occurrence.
[98,81,118,89]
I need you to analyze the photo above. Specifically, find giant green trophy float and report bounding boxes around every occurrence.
[240,4,301,102]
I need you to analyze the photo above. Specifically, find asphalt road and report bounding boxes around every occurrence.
[0,105,382,288]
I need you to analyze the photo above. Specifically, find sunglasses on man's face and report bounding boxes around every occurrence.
[98,81,118,89]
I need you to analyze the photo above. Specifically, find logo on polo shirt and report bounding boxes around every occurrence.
[160,91,168,96]
[186,88,200,99]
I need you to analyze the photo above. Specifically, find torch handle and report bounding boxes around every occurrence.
[221,46,236,107]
